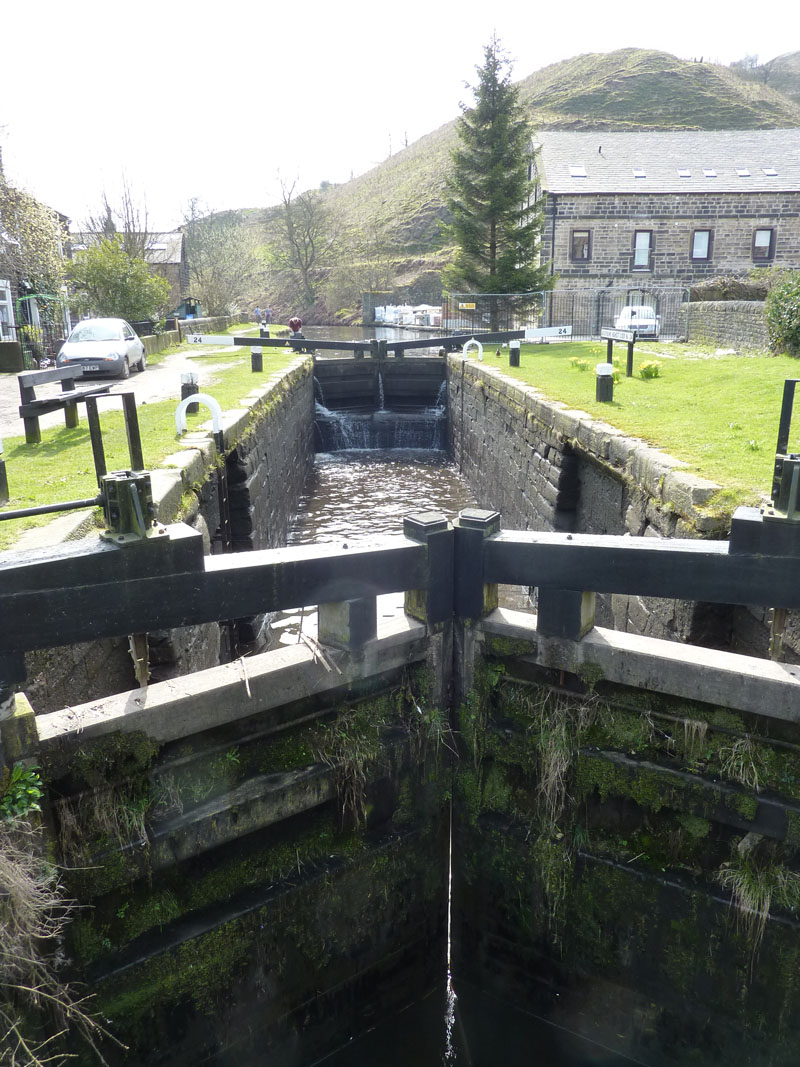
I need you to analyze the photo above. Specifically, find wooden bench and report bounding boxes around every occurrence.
[18,367,113,444]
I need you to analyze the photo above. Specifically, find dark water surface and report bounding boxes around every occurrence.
[311,980,641,1067]
[288,449,476,545]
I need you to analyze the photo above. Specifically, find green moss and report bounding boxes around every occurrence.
[678,813,712,839]
[576,750,760,825]
[483,634,536,658]
[54,731,160,791]
[576,662,605,690]
[481,763,513,813]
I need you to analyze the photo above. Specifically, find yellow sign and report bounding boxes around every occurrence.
[458,302,476,310]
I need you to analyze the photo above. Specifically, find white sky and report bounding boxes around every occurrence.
[1,0,795,231]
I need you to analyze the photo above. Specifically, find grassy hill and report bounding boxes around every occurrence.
[317,49,800,260]
[752,52,800,104]
[226,48,800,318]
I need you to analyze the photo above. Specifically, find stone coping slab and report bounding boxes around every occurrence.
[480,607,800,723]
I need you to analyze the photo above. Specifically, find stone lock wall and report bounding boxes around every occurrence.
[22,358,315,711]
[686,299,770,351]
[446,355,799,658]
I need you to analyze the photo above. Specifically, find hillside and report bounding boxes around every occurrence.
[317,49,800,258]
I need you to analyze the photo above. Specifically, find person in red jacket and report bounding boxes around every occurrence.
[288,316,303,337]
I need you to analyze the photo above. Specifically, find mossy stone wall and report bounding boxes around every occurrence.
[452,651,800,1066]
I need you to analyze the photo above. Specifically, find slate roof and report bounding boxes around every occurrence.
[145,232,184,265]
[69,230,184,264]
[536,130,800,194]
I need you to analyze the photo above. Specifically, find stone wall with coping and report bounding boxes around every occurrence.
[22,356,315,711]
[447,354,798,658]
[686,299,770,351]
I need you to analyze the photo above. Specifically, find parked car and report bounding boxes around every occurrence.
[614,305,660,338]
[56,318,146,378]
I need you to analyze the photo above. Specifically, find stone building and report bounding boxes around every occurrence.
[535,129,800,291]
[145,231,189,311]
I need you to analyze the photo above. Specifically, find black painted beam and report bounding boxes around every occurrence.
[0,537,427,652]
[484,531,800,609]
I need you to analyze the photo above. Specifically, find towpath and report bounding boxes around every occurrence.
[0,343,245,441]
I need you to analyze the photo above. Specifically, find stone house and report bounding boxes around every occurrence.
[145,231,189,311]
[534,129,800,292]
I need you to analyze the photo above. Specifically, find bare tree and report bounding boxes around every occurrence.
[266,181,339,311]
[183,199,265,316]
[84,180,152,258]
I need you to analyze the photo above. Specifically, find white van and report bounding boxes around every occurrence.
[614,305,660,338]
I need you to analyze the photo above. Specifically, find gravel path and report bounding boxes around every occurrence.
[0,345,243,441]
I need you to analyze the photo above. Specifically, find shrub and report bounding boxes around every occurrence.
[765,271,800,357]
[0,762,43,820]
[639,360,662,379]
[569,357,590,371]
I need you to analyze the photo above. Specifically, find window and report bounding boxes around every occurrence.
[632,230,652,271]
[691,229,712,261]
[633,168,646,178]
[677,169,691,178]
[703,168,717,178]
[753,227,775,261]
[736,168,751,177]
[569,164,587,178]
[570,229,591,261]
[0,280,13,341]
[763,166,778,176]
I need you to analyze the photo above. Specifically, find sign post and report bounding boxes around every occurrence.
[601,328,636,376]
[524,326,573,342]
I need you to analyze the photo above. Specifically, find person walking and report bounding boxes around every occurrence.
[253,305,263,324]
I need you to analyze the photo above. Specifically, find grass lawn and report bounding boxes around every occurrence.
[0,338,301,550]
[494,340,800,508]
[2,334,798,550]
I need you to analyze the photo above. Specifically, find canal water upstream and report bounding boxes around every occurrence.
[266,443,636,1065]
[268,450,477,647]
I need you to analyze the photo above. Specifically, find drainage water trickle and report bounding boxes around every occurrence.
[269,439,637,1065]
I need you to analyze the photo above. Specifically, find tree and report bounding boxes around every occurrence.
[0,177,66,295]
[84,181,152,259]
[183,199,265,316]
[67,237,170,321]
[266,181,338,311]
[765,270,800,357]
[444,36,551,320]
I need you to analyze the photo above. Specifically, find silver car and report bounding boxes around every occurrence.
[56,318,146,379]
[614,305,660,338]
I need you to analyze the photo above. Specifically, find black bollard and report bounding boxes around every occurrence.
[596,363,614,402]
[0,452,8,505]
[180,372,199,414]
[251,346,263,373]
[509,340,520,367]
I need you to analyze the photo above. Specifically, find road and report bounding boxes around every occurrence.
[0,344,246,442]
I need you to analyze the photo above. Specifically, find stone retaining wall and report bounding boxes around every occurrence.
[447,355,798,658]
[23,357,315,710]
[686,299,769,351]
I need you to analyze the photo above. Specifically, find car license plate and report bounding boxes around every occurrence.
[84,364,100,371]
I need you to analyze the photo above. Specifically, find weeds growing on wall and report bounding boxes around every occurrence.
[0,820,122,1066]
[717,847,800,974]
[315,705,385,830]
[718,737,764,792]
[313,671,453,830]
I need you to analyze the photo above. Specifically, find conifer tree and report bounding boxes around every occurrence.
[444,36,550,316]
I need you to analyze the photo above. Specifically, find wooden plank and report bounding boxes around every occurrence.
[484,531,800,609]
[0,538,428,651]
[17,367,79,388]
